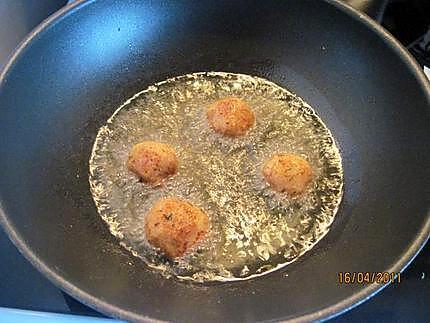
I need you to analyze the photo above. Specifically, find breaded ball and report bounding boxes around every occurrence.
[145,198,210,258]
[206,97,255,137]
[262,153,313,195]
[127,141,178,185]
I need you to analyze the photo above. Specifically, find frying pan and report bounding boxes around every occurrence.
[0,0,429,321]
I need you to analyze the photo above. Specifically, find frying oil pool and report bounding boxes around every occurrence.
[89,72,343,282]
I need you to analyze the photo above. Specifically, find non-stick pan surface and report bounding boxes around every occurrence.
[0,0,429,321]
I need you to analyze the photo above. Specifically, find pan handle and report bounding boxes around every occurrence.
[340,0,388,23]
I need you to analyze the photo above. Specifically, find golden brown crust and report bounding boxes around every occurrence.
[262,153,313,195]
[127,141,178,185]
[206,97,255,137]
[144,198,210,258]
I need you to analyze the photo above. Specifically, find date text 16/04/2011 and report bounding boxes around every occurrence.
[338,272,401,284]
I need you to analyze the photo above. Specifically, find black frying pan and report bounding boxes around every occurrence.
[0,0,429,321]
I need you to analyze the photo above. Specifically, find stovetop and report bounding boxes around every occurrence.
[0,1,429,321]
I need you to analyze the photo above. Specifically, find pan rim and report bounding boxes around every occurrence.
[0,0,429,322]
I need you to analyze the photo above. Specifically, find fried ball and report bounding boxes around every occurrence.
[206,97,255,137]
[127,141,178,185]
[262,153,313,195]
[145,198,210,258]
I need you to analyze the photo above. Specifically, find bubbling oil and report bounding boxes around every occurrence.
[89,72,343,282]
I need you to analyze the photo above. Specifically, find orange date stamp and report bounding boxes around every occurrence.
[338,272,401,284]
